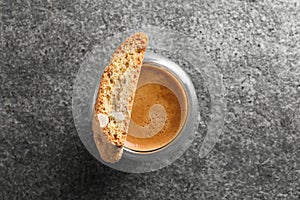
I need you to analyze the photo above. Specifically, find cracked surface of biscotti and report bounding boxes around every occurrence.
[92,32,149,163]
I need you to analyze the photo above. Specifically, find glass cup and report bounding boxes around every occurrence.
[94,52,198,173]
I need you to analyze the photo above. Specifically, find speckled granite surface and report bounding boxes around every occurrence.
[1,0,300,199]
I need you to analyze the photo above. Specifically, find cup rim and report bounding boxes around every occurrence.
[122,52,198,160]
[124,52,191,154]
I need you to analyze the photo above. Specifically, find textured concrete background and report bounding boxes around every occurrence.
[1,0,300,199]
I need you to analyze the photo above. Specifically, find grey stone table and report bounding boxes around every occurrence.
[1,0,299,199]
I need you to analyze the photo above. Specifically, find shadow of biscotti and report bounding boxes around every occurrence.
[58,135,161,199]
[57,135,128,199]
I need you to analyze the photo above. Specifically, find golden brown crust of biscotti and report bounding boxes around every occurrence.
[95,33,148,116]
[93,32,148,163]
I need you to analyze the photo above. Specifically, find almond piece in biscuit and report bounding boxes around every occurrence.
[92,32,149,163]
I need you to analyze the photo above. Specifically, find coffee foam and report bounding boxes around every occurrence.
[128,104,167,138]
[125,65,187,152]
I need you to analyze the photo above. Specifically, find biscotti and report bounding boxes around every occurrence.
[92,32,149,163]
